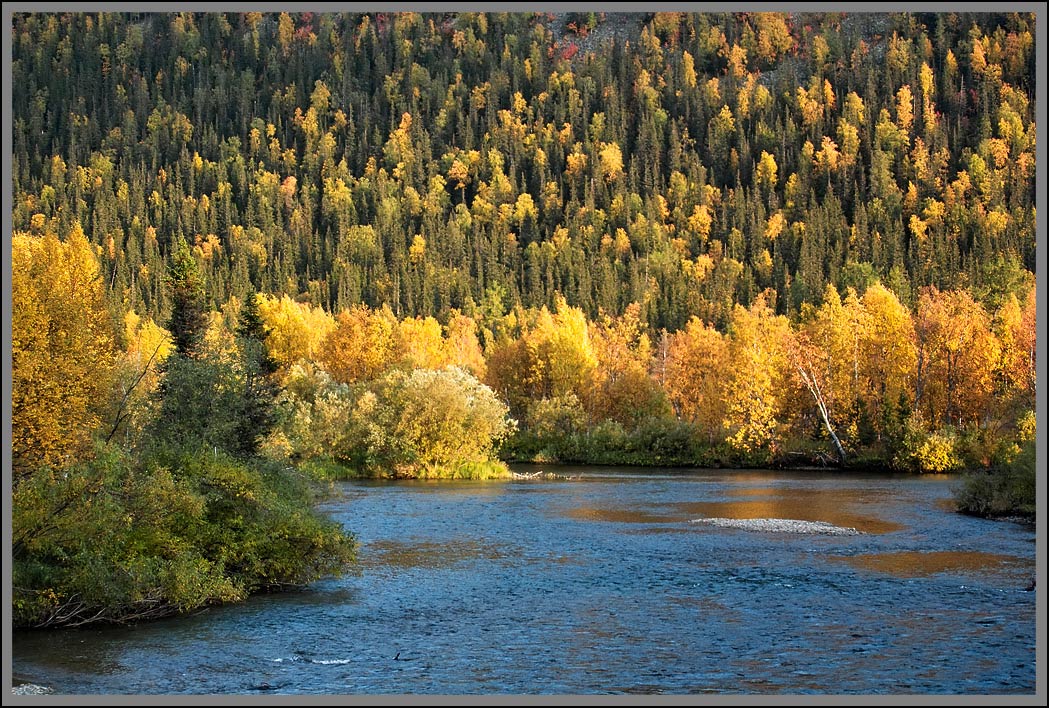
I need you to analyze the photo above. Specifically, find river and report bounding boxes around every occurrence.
[11,467,1037,695]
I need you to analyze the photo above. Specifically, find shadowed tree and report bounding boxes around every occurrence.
[166,237,208,360]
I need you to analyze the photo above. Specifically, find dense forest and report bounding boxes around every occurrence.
[10,11,1037,626]
[11,12,1036,323]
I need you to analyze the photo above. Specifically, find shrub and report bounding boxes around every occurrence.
[528,393,587,441]
[955,440,1036,519]
[270,363,358,463]
[354,366,515,478]
[892,417,962,473]
[12,446,356,628]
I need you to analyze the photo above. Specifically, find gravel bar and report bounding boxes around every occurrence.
[689,518,864,535]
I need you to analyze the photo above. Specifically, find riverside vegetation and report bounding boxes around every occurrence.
[11,11,1036,627]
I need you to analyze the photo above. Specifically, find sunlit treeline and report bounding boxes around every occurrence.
[14,227,1034,476]
[144,271,1039,472]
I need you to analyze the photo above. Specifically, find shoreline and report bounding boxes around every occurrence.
[505,460,960,476]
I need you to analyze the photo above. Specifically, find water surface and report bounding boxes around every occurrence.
[12,467,1036,695]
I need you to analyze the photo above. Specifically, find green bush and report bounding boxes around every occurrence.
[12,445,356,628]
[503,413,729,467]
[412,460,511,480]
[892,417,962,473]
[955,426,999,470]
[528,393,588,441]
[268,363,358,464]
[271,365,514,478]
[955,440,1036,519]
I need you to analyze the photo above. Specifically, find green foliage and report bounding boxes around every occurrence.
[148,351,253,456]
[269,363,359,463]
[12,206,353,629]
[506,414,728,468]
[166,237,208,359]
[954,441,1036,519]
[412,460,511,480]
[298,458,361,481]
[528,394,588,442]
[11,13,1034,329]
[892,417,962,473]
[7,16,1040,624]
[1015,410,1037,443]
[13,445,355,628]
[149,298,279,459]
[231,292,280,456]
[272,365,514,478]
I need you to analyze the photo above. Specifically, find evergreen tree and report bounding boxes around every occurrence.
[231,291,279,456]
[166,237,208,359]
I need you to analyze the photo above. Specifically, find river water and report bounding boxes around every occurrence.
[12,467,1037,695]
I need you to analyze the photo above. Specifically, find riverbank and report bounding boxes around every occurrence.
[953,442,1036,522]
[300,458,511,481]
[12,450,357,631]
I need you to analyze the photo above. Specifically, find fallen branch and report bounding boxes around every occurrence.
[510,470,545,479]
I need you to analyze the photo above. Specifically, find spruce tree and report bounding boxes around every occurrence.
[232,291,279,457]
[167,237,208,360]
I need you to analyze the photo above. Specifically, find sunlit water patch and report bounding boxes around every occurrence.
[13,468,1035,695]
[828,550,1032,577]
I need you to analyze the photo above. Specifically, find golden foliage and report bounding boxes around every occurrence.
[257,294,336,368]
[319,304,398,384]
[12,228,117,475]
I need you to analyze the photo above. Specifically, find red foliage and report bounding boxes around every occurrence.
[561,42,579,61]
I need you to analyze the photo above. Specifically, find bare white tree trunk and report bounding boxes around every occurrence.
[797,363,847,465]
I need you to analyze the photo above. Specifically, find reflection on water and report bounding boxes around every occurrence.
[561,482,904,532]
[620,526,695,535]
[358,479,512,497]
[723,486,886,504]
[830,551,1031,577]
[362,539,517,569]
[362,539,584,570]
[670,499,904,534]
[12,470,1036,695]
[728,487,787,497]
[562,507,687,524]
[935,498,958,512]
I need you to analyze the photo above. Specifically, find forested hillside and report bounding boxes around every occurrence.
[12,12,1035,327]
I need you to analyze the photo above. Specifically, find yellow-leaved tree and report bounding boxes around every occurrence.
[12,227,117,476]
[105,310,174,445]
[857,283,917,437]
[397,315,447,370]
[256,293,336,369]
[722,295,794,462]
[664,317,730,444]
[993,286,1037,407]
[914,287,1000,427]
[485,297,597,417]
[587,303,668,426]
[319,304,399,384]
[443,311,486,378]
[791,285,868,461]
